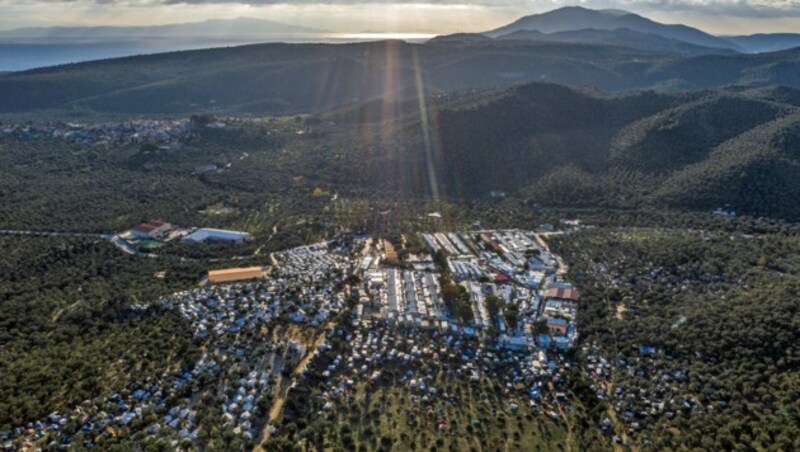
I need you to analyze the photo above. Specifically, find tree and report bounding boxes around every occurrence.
[485,296,503,325]
[503,305,519,331]
[190,114,216,128]
[530,319,548,335]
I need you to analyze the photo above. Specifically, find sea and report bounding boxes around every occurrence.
[0,33,435,72]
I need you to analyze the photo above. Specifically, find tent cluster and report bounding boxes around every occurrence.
[3,239,360,449]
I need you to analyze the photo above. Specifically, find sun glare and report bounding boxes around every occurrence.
[336,33,436,41]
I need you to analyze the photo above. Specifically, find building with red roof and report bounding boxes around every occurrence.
[132,220,171,239]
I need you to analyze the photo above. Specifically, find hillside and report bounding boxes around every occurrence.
[496,28,736,56]
[752,85,800,106]
[726,33,800,53]
[643,47,800,89]
[426,33,493,45]
[336,82,800,219]
[2,62,799,220]
[655,113,800,217]
[611,94,789,172]
[485,6,738,51]
[1,39,800,115]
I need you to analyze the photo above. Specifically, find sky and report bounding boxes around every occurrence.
[1,0,800,35]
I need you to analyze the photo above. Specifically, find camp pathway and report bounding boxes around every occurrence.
[601,268,637,452]
[547,380,577,452]
[606,379,636,452]
[254,324,332,450]
[534,232,568,275]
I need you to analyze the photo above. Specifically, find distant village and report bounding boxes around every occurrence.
[3,230,583,449]
[0,119,192,148]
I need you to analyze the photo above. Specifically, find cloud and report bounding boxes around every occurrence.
[612,0,800,18]
[21,0,800,18]
[3,0,800,29]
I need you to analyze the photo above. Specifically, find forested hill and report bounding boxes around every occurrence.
[335,83,800,220]
[0,39,799,115]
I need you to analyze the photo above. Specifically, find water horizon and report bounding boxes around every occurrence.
[0,33,437,72]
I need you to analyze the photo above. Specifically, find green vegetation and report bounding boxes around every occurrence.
[1,38,799,115]
[268,375,575,451]
[0,236,203,429]
[550,228,800,450]
[425,84,800,220]
[265,325,604,452]
[439,274,473,324]
[1,39,800,449]
[485,295,503,325]
[4,82,800,226]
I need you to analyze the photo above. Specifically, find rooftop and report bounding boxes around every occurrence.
[545,287,579,301]
[208,267,264,283]
[134,220,169,233]
[184,228,252,242]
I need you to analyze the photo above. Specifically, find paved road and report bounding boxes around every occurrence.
[0,229,150,256]
[0,229,114,240]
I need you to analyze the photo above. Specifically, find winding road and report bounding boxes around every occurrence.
[0,229,114,240]
[0,229,147,256]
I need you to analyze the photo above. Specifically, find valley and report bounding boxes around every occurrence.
[2,5,800,451]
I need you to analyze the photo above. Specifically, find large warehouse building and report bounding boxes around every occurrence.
[208,267,265,284]
[182,228,252,245]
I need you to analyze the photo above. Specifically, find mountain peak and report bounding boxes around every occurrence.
[527,6,634,19]
[486,6,739,51]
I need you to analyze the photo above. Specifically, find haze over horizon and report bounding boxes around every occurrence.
[2,0,800,35]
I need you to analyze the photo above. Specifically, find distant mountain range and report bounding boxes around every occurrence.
[1,7,799,72]
[1,38,799,115]
[1,6,800,115]
[436,28,735,57]
[479,6,800,54]
[1,7,797,54]
[485,6,737,50]
[0,17,327,40]
[2,8,800,219]
[725,34,800,54]
[485,7,737,50]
